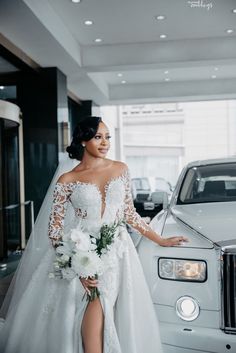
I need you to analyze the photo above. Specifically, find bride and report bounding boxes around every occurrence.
[0,116,187,353]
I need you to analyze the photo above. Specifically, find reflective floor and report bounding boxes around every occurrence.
[0,252,21,307]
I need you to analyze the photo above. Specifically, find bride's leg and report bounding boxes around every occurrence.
[81,298,104,353]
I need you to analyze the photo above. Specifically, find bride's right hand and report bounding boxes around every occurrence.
[80,277,98,296]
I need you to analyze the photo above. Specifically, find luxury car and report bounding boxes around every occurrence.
[131,177,163,219]
[137,158,236,353]
[131,177,151,201]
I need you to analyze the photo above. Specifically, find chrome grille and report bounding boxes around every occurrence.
[222,249,236,333]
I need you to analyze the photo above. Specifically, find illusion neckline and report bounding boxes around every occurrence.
[56,168,128,220]
[57,168,128,201]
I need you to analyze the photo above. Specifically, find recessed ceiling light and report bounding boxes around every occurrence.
[160,34,167,39]
[165,78,170,82]
[155,15,166,20]
[117,73,123,77]
[0,86,4,90]
[232,9,236,13]
[84,20,93,26]
[226,29,234,34]
[94,38,102,43]
[211,75,216,79]
[214,67,219,71]
[121,80,126,84]
[164,70,169,74]
[71,0,81,3]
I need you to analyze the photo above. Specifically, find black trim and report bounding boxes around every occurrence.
[0,45,37,73]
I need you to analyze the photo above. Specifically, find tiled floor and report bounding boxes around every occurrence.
[0,253,21,308]
[0,273,14,308]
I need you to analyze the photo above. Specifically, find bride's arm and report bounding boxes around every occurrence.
[48,182,73,248]
[123,168,187,247]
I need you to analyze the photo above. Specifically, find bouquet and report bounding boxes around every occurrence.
[49,221,123,301]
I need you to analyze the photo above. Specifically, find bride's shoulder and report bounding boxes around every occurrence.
[57,170,80,184]
[111,160,128,174]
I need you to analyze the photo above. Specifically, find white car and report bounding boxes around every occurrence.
[137,158,236,353]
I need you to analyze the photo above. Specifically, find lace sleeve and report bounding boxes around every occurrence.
[48,182,73,247]
[123,168,150,233]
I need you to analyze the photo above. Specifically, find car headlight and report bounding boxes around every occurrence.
[176,296,200,321]
[158,258,207,282]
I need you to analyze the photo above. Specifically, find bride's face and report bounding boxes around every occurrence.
[83,122,111,158]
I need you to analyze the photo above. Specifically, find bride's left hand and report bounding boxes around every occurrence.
[160,236,189,247]
[80,277,98,296]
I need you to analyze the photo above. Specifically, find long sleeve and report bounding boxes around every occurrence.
[48,182,73,247]
[123,168,150,234]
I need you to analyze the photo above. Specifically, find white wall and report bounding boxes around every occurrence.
[122,105,184,185]
[182,100,234,166]
[120,100,236,185]
[95,101,236,184]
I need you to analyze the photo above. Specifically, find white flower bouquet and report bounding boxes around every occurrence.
[49,220,124,301]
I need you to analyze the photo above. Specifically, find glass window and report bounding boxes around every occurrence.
[178,163,236,204]
[0,86,17,101]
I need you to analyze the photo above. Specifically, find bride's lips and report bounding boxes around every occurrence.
[98,148,108,154]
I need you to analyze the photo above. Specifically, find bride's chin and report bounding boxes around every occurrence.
[99,154,107,159]
[93,153,107,159]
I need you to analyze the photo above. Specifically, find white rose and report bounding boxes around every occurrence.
[56,241,74,256]
[71,251,104,278]
[57,254,70,266]
[61,268,76,281]
[70,228,92,251]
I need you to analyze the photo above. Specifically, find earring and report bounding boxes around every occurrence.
[82,143,85,147]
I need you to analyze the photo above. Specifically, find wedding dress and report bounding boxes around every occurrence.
[0,162,163,353]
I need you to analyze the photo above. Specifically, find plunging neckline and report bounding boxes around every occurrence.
[58,169,128,220]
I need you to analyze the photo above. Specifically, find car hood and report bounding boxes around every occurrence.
[171,202,236,244]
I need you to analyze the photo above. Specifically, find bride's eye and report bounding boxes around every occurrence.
[106,135,111,140]
[94,135,101,140]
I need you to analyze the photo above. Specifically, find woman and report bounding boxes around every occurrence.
[0,116,187,353]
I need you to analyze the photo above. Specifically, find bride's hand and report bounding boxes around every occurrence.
[160,236,188,247]
[80,277,98,296]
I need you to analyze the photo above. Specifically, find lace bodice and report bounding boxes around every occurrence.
[48,168,149,246]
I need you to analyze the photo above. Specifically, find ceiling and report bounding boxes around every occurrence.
[0,0,236,105]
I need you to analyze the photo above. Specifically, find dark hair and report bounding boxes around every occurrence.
[66,116,102,160]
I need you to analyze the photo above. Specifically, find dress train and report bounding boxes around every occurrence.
[0,228,163,353]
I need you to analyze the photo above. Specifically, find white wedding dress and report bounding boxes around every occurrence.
[0,167,163,353]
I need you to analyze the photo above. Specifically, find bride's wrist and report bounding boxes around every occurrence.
[155,234,166,246]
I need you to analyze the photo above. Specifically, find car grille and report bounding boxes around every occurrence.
[136,193,150,201]
[222,249,236,334]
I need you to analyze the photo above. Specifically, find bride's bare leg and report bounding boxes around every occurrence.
[81,298,104,353]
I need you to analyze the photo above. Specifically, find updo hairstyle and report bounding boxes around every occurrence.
[66,116,102,161]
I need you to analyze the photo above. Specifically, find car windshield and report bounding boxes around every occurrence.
[178,162,236,204]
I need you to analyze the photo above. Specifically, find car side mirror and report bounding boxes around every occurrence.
[151,191,169,210]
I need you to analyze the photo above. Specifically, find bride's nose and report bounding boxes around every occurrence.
[101,137,108,145]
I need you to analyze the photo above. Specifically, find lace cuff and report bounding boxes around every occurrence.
[123,169,150,233]
[48,183,73,247]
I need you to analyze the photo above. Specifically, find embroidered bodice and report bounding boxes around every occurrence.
[48,168,149,246]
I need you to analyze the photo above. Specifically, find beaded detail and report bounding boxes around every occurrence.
[48,167,150,247]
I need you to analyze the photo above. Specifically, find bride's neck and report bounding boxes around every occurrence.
[80,154,106,170]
